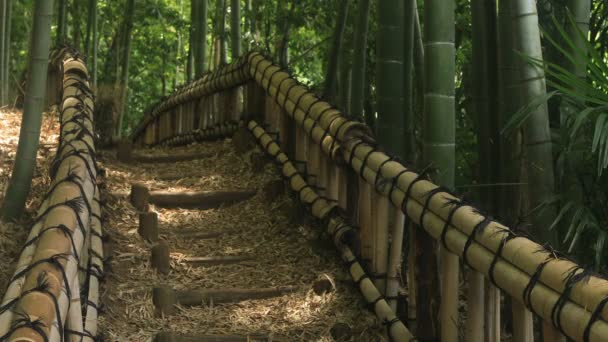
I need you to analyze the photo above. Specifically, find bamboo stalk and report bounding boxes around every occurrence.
[373,194,389,293]
[386,209,405,312]
[465,270,484,341]
[247,120,413,341]
[512,300,533,341]
[485,281,501,342]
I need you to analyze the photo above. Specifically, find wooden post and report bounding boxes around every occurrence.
[130,183,150,211]
[485,281,501,342]
[386,208,405,311]
[512,300,533,341]
[151,241,171,274]
[465,271,485,340]
[358,181,373,270]
[246,81,266,123]
[373,193,389,293]
[116,139,133,163]
[139,211,159,242]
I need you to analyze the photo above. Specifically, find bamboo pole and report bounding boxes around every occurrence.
[465,270,485,341]
[373,194,389,293]
[247,120,413,341]
[386,209,405,311]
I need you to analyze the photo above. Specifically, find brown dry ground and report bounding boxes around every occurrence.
[97,138,385,341]
[0,107,60,297]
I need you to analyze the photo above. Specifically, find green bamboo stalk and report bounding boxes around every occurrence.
[219,0,228,65]
[376,0,405,158]
[230,0,241,58]
[510,0,557,245]
[84,0,95,55]
[471,0,500,213]
[2,0,9,106]
[403,0,416,164]
[413,5,424,113]
[195,0,208,77]
[420,0,456,340]
[0,0,6,106]
[57,0,67,45]
[91,0,98,88]
[323,0,350,103]
[116,0,135,138]
[349,0,370,120]
[1,0,55,220]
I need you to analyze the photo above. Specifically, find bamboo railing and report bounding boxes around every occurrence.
[0,49,102,342]
[131,52,608,341]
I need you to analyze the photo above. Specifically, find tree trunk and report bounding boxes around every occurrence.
[193,0,208,78]
[510,0,557,245]
[349,0,370,119]
[403,0,416,164]
[219,0,228,65]
[85,0,95,55]
[230,0,241,58]
[116,0,135,138]
[376,0,404,157]
[0,0,5,106]
[468,0,500,339]
[72,0,82,50]
[1,0,54,220]
[91,0,98,88]
[323,0,349,103]
[419,0,457,340]
[57,0,67,45]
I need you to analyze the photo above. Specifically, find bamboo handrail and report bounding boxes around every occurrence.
[247,120,414,341]
[0,50,100,342]
[129,51,608,340]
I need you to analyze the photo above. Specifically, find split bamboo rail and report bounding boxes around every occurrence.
[131,52,608,341]
[0,50,102,342]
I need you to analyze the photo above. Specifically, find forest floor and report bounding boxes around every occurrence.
[0,107,60,297]
[97,137,384,341]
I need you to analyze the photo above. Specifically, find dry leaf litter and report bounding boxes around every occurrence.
[97,137,386,341]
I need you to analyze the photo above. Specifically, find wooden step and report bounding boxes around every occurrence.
[155,331,283,342]
[148,190,257,209]
[133,151,213,163]
[182,255,253,267]
[171,229,222,239]
[153,286,298,315]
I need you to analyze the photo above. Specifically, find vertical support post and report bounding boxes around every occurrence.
[358,181,373,270]
[373,193,389,293]
[512,300,533,341]
[485,281,501,342]
[386,208,405,311]
[465,271,485,340]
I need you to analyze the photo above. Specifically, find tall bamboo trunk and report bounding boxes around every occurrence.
[116,0,135,138]
[57,0,67,45]
[1,0,55,220]
[499,1,531,339]
[421,0,457,340]
[230,0,241,59]
[323,0,350,103]
[2,0,9,106]
[376,0,404,157]
[218,0,228,65]
[91,0,98,88]
[349,0,370,119]
[0,0,5,106]
[194,0,208,78]
[510,0,557,246]
[403,0,416,164]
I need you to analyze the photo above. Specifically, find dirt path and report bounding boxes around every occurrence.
[97,138,384,341]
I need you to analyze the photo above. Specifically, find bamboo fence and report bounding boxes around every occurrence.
[130,52,608,341]
[0,50,102,342]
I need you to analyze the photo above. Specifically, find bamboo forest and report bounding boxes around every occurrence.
[2,0,608,341]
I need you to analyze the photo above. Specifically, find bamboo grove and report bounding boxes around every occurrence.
[129,50,608,341]
[1,0,608,341]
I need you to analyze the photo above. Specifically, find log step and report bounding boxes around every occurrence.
[182,255,253,267]
[153,286,298,315]
[149,190,257,209]
[171,230,222,239]
[133,151,213,163]
[155,331,283,342]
